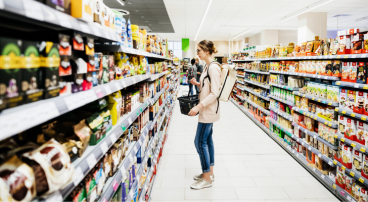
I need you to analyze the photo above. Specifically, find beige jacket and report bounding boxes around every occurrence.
[198,62,221,123]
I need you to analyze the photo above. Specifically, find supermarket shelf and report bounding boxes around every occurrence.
[150,84,168,105]
[270,83,299,91]
[293,92,339,107]
[269,70,340,81]
[334,160,368,193]
[236,94,245,102]
[335,81,368,90]
[236,74,245,78]
[233,54,368,61]
[0,0,121,42]
[269,107,293,121]
[243,80,270,89]
[293,106,338,129]
[97,122,152,202]
[268,118,293,137]
[95,45,172,60]
[231,99,270,134]
[335,183,357,202]
[0,73,151,142]
[336,132,368,155]
[236,81,245,85]
[236,67,245,70]
[55,99,152,201]
[150,98,168,130]
[269,95,295,106]
[148,71,170,82]
[231,99,347,202]
[335,107,368,122]
[242,87,270,101]
[244,69,270,75]
[243,97,270,115]
[291,122,338,150]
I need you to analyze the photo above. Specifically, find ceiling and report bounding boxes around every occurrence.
[104,0,174,33]
[155,0,368,41]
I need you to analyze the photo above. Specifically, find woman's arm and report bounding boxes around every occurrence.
[200,64,221,107]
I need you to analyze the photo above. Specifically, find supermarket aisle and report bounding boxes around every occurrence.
[150,86,339,202]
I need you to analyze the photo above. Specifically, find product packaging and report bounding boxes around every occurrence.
[357,62,367,84]
[71,0,93,22]
[342,144,353,169]
[336,166,346,189]
[342,62,350,82]
[350,62,358,83]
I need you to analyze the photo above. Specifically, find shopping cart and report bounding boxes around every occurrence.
[177,93,199,116]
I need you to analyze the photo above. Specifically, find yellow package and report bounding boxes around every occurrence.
[107,91,122,125]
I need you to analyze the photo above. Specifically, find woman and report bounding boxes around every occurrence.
[188,40,221,190]
[187,59,197,95]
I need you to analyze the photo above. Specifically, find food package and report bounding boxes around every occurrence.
[340,89,348,109]
[84,173,97,202]
[342,144,353,169]
[107,91,122,125]
[347,90,356,111]
[350,62,358,83]
[365,92,368,116]
[352,149,363,173]
[357,62,367,84]
[0,155,37,202]
[356,121,366,145]
[345,117,357,141]
[345,175,354,194]
[342,62,350,82]
[336,166,346,189]
[71,0,93,22]
[22,139,74,196]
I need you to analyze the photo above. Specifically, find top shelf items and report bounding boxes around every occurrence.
[232,54,368,61]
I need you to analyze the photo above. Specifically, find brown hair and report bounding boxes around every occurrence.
[198,40,218,55]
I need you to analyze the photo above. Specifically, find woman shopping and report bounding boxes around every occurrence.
[188,40,221,190]
[187,58,197,95]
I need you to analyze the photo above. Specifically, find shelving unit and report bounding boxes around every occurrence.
[293,107,338,128]
[293,92,339,107]
[335,107,368,122]
[335,132,368,154]
[236,75,245,78]
[243,97,270,115]
[268,118,293,137]
[232,54,368,61]
[241,87,270,101]
[244,69,270,75]
[269,107,293,121]
[270,83,299,91]
[269,95,295,106]
[269,70,341,81]
[243,80,270,89]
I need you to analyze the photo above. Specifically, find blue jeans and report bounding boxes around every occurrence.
[188,83,194,95]
[194,122,214,173]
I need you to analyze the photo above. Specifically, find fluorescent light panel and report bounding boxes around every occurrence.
[233,29,252,39]
[281,0,333,22]
[194,0,213,41]
[117,0,125,6]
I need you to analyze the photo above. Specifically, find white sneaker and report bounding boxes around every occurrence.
[193,173,215,181]
[190,178,212,190]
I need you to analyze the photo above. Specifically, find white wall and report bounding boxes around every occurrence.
[212,41,229,57]
[248,33,261,46]
[278,30,298,46]
[182,40,196,60]
[298,12,327,45]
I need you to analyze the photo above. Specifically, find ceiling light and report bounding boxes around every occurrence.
[356,16,368,22]
[194,0,213,41]
[116,0,125,6]
[127,2,132,4]
[233,29,252,39]
[281,0,333,22]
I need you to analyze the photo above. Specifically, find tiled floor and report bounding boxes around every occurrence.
[150,86,340,202]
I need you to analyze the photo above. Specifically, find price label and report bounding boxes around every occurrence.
[364,85,368,90]
[351,113,356,117]
[328,123,332,127]
[121,80,127,87]
[337,55,341,59]
[354,84,360,88]
[351,143,356,147]
[318,153,322,158]
[324,121,328,125]
[122,124,126,132]
[334,134,338,138]
[308,146,311,150]
[333,160,337,165]
[360,147,366,153]
[312,97,315,100]
[332,184,337,189]
[362,116,367,121]
[342,110,346,114]
[100,142,108,154]
[321,174,325,179]
[128,117,133,125]
[110,133,117,143]
[341,138,346,142]
[314,117,317,120]
[318,99,321,102]
[329,161,332,166]
[335,108,339,112]
[23,0,44,21]
[341,166,346,170]
[104,86,112,95]
[350,171,355,177]
[313,167,316,172]
[359,177,365,183]
[87,154,97,169]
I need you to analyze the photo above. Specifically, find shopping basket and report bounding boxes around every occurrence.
[177,94,199,116]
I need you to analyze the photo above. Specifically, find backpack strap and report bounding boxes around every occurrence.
[201,61,221,114]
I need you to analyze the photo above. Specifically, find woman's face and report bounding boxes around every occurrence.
[196,45,208,60]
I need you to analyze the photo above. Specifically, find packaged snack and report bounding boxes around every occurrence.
[325,61,333,76]
[345,118,357,141]
[84,173,97,202]
[357,62,367,84]
[332,60,342,77]
[342,144,353,169]
[353,183,362,200]
[22,139,74,196]
[347,90,356,111]
[353,149,363,173]
[332,86,339,102]
[356,121,366,145]
[361,188,368,202]
[0,155,37,201]
[350,62,358,83]
[362,154,368,179]
[336,166,346,189]
[342,62,350,82]
[107,91,122,126]
[355,91,365,114]
[327,85,333,101]
[320,83,327,98]
[340,89,348,109]
[346,175,354,194]
[301,97,309,111]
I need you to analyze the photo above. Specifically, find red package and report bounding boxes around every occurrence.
[336,166,346,189]
[354,91,364,114]
[362,154,368,179]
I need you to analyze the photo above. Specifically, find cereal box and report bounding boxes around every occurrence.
[350,62,358,83]
[345,118,357,141]
[353,149,363,173]
[342,62,350,81]
[342,145,353,169]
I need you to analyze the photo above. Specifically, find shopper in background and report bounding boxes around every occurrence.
[188,40,221,190]
[195,58,203,94]
[187,59,197,95]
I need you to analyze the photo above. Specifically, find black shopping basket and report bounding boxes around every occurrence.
[177,94,199,116]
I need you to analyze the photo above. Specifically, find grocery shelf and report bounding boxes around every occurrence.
[269,95,295,106]
[268,118,293,137]
[243,80,270,89]
[97,122,151,202]
[243,97,270,115]
[242,87,270,101]
[236,94,245,101]
[236,81,245,85]
[150,84,169,105]
[293,92,339,107]
[293,106,338,129]
[150,98,168,130]
[269,70,340,81]
[291,122,338,150]
[148,71,170,82]
[0,0,121,42]
[269,107,293,121]
[270,83,299,91]
[334,183,357,202]
[236,74,245,78]
[334,159,368,191]
[335,81,368,90]
[233,54,368,61]
[0,73,151,142]
[335,107,368,122]
[244,69,270,75]
[335,132,368,155]
[236,67,245,70]
[95,45,173,60]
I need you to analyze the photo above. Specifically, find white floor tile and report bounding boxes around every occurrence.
[151,187,185,200]
[227,168,273,177]
[235,187,290,200]
[186,168,230,178]
[185,188,238,200]
[252,177,305,187]
[282,187,337,199]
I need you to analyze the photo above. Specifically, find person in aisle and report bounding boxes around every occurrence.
[187,59,197,95]
[188,40,221,190]
[195,58,203,94]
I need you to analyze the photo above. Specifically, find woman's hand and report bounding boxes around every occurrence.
[190,78,200,86]
[188,103,203,116]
